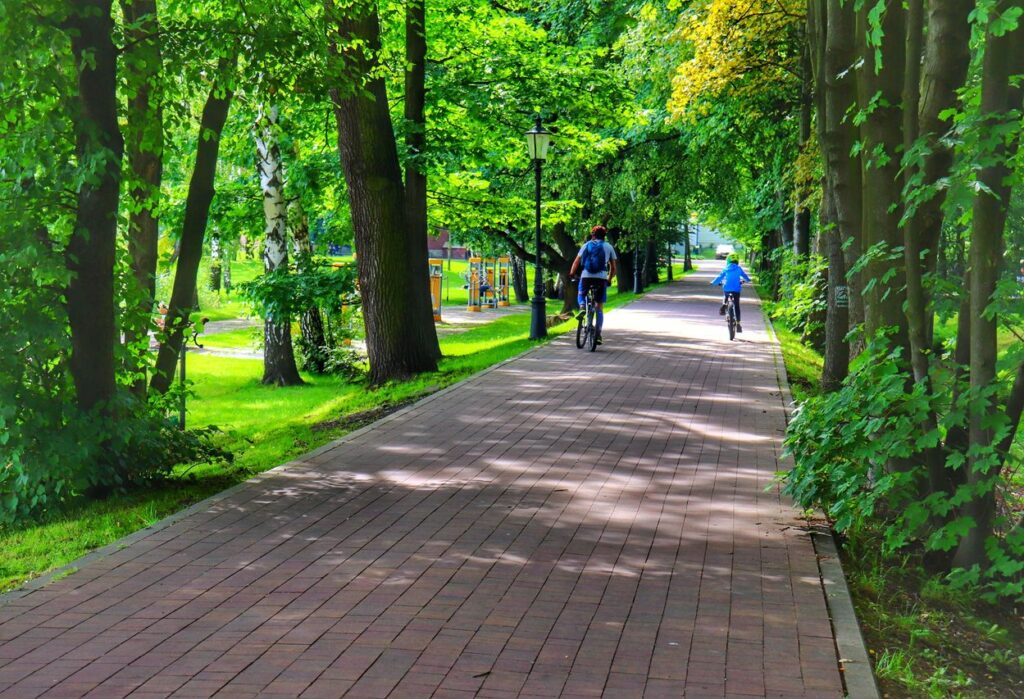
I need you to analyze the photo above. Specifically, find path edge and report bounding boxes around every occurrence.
[761,312,880,699]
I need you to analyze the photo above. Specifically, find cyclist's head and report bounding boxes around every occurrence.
[727,253,739,264]
[590,225,607,240]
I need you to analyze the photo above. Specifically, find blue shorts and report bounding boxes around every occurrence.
[580,277,608,304]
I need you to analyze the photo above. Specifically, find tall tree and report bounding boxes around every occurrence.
[289,196,328,373]
[404,0,441,361]
[66,0,123,412]
[120,0,163,397]
[328,0,438,384]
[151,54,237,395]
[953,13,1024,569]
[856,0,909,342]
[823,0,864,337]
[256,104,303,386]
[901,0,973,384]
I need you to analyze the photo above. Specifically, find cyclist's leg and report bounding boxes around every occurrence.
[593,279,608,338]
[729,292,741,323]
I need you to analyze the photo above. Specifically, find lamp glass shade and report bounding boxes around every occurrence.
[525,124,552,161]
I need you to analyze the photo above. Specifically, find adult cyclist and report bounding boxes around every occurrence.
[711,253,752,333]
[569,225,617,345]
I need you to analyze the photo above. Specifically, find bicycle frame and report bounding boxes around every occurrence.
[576,284,599,351]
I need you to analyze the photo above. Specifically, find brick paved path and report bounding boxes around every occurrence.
[0,267,845,698]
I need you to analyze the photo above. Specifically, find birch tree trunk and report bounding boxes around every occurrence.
[66,0,123,412]
[953,16,1024,569]
[256,104,303,387]
[120,0,163,398]
[151,55,236,395]
[327,0,438,383]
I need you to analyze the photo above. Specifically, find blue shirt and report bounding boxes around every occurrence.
[711,263,751,293]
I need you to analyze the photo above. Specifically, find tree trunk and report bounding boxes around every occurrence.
[666,241,674,281]
[511,254,529,302]
[151,56,236,395]
[903,0,972,385]
[856,0,909,345]
[290,199,328,373]
[953,19,1024,569]
[821,184,849,391]
[404,0,441,361]
[120,0,163,399]
[778,190,795,250]
[66,0,123,413]
[825,0,864,344]
[328,0,437,384]
[612,229,634,293]
[794,34,813,257]
[644,238,659,285]
[256,104,303,387]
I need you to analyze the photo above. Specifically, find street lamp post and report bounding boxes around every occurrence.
[525,115,552,340]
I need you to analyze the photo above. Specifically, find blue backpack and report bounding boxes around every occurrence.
[581,240,606,274]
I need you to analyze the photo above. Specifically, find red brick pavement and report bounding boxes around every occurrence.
[0,267,845,698]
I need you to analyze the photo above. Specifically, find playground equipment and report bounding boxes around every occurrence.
[464,257,511,312]
[495,256,511,307]
[428,259,443,321]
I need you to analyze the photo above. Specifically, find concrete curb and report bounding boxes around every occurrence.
[761,310,880,699]
[2,289,663,606]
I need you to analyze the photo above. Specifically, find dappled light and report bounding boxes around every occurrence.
[0,270,842,697]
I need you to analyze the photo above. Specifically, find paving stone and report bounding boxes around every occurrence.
[0,268,845,697]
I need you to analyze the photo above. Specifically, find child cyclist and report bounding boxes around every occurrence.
[711,253,752,333]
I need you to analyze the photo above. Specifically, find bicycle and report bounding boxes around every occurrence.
[724,292,738,341]
[575,282,599,352]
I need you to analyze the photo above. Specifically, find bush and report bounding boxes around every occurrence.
[784,332,1024,602]
[1,397,231,525]
[764,249,827,346]
[241,258,363,377]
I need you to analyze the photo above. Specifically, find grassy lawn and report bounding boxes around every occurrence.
[0,271,688,593]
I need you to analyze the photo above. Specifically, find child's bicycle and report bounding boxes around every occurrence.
[575,281,599,352]
[724,292,738,341]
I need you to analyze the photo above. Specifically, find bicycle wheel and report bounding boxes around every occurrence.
[587,307,598,352]
[576,312,586,348]
[727,304,736,341]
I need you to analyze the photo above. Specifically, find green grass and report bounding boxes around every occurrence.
[200,327,260,350]
[769,318,823,402]
[0,270,690,592]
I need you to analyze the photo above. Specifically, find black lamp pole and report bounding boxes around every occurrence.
[633,243,644,294]
[529,118,547,340]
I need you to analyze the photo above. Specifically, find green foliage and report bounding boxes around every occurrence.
[784,334,928,532]
[785,331,1024,602]
[763,249,827,341]
[240,258,358,323]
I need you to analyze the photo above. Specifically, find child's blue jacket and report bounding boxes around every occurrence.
[711,263,751,293]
